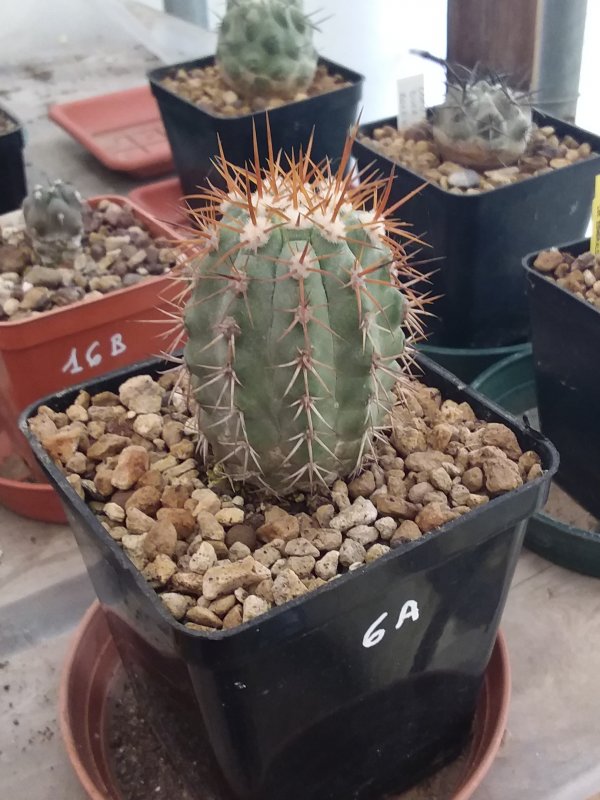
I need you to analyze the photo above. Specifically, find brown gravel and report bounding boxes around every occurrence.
[0,200,178,321]
[0,110,16,136]
[160,63,351,117]
[30,370,544,631]
[532,248,600,310]
[359,122,593,194]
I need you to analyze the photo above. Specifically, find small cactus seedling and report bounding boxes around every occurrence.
[23,180,84,265]
[412,50,533,169]
[175,129,428,495]
[216,0,318,100]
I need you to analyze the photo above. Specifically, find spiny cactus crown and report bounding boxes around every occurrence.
[216,0,318,100]
[432,77,533,168]
[23,179,84,265]
[176,132,426,495]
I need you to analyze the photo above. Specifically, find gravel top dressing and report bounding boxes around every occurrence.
[160,62,351,117]
[30,367,543,631]
[0,110,16,136]
[532,247,600,310]
[359,122,593,194]
[0,199,177,321]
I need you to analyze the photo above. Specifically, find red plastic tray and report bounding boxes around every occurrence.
[49,86,174,178]
[128,177,191,233]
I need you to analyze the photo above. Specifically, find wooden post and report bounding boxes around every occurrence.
[447,0,542,88]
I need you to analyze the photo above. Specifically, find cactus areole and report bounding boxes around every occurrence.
[216,0,318,100]
[181,131,425,495]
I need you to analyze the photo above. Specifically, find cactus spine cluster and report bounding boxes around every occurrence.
[216,0,318,100]
[23,180,84,265]
[179,132,425,495]
[432,78,533,169]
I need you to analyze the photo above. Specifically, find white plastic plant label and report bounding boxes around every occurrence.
[397,74,426,130]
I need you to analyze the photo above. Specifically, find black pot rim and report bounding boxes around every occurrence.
[355,109,600,199]
[148,54,365,122]
[523,236,599,315]
[20,352,559,643]
[0,103,23,141]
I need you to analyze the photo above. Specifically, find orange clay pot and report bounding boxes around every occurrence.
[0,195,184,522]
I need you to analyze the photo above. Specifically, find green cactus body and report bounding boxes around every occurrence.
[182,144,420,494]
[432,80,532,169]
[216,0,318,100]
[23,180,84,265]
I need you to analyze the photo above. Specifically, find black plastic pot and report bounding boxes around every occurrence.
[471,348,600,578]
[149,56,364,200]
[525,238,600,519]
[417,340,530,384]
[0,105,27,214]
[353,111,600,349]
[22,354,557,800]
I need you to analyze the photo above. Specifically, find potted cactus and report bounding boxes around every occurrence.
[525,239,600,523]
[353,54,600,355]
[0,104,27,214]
[148,0,363,200]
[25,133,557,799]
[0,180,183,521]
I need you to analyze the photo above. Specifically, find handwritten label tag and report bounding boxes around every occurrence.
[362,600,420,648]
[591,174,600,255]
[397,74,426,130]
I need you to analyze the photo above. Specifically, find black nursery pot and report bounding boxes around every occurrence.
[149,56,363,200]
[353,111,600,349]
[525,238,600,518]
[22,354,557,800]
[0,105,27,214]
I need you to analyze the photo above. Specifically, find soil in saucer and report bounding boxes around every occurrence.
[107,678,469,800]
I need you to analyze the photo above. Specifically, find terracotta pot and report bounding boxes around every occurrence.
[60,603,511,800]
[0,195,183,521]
[0,428,65,522]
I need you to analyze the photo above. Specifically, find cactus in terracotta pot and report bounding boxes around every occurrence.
[216,0,318,100]
[178,132,426,494]
[22,179,84,265]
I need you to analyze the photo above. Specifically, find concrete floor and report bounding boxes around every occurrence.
[1,2,600,799]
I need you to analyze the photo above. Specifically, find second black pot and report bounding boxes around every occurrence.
[149,56,364,201]
[525,238,600,519]
[353,111,600,349]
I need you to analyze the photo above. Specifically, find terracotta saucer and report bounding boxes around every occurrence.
[60,602,511,800]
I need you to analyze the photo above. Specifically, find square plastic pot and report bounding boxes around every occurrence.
[353,111,600,349]
[148,56,364,200]
[0,196,181,444]
[22,353,558,800]
[0,104,27,214]
[525,238,600,518]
